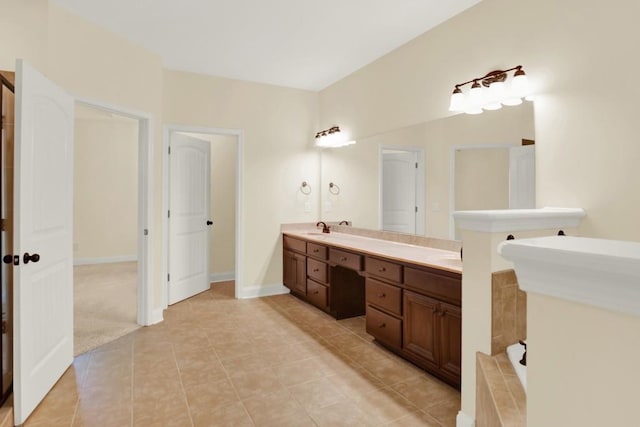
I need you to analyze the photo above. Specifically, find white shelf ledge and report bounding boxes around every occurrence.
[453,207,586,233]
[499,236,640,317]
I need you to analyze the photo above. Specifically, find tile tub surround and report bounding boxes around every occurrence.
[281,225,462,274]
[491,270,527,355]
[476,352,526,427]
[22,282,460,426]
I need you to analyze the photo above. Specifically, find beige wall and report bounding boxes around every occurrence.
[163,70,319,291]
[319,0,640,423]
[321,102,532,238]
[74,109,138,260]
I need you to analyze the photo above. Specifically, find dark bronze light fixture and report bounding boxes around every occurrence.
[449,65,531,114]
[314,125,356,148]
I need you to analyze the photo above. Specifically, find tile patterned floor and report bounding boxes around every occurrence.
[24,282,460,426]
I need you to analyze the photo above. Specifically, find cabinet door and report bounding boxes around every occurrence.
[403,290,439,367]
[283,250,307,295]
[439,302,462,379]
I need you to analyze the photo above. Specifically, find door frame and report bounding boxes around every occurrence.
[448,143,518,240]
[378,145,425,235]
[162,124,243,305]
[74,95,155,325]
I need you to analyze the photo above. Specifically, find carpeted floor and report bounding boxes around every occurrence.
[73,261,140,356]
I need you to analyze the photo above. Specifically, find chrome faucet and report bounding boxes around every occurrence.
[316,221,331,233]
[338,220,350,226]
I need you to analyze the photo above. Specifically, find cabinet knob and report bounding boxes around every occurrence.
[313,268,319,272]
[379,267,386,272]
[379,323,386,328]
[340,257,347,262]
[313,249,319,253]
[377,293,386,298]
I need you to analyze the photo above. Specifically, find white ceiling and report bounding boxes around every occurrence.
[51,0,481,91]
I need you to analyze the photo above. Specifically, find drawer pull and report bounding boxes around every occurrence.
[313,249,319,253]
[313,290,319,295]
[378,323,386,328]
[379,267,386,272]
[377,293,386,298]
[313,268,319,272]
[340,256,347,262]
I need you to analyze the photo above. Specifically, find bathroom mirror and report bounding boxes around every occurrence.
[319,102,534,239]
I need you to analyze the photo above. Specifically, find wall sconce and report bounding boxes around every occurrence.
[448,65,531,115]
[314,125,356,148]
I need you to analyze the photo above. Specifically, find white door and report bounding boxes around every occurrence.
[509,145,535,209]
[14,60,74,425]
[168,133,211,304]
[382,151,417,234]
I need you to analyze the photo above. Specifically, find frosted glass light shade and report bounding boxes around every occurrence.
[468,83,485,108]
[449,90,465,112]
[487,81,506,104]
[465,107,483,115]
[512,73,530,97]
[502,97,523,106]
[483,102,502,110]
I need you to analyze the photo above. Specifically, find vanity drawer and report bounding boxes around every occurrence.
[366,278,402,316]
[306,279,328,310]
[366,305,401,349]
[307,258,328,283]
[404,266,461,305]
[366,257,402,283]
[307,242,328,260]
[283,235,306,253]
[330,248,363,271]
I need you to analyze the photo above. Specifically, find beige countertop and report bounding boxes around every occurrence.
[283,229,462,274]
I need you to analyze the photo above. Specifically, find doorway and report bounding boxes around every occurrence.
[163,126,241,306]
[72,104,140,355]
[379,147,425,235]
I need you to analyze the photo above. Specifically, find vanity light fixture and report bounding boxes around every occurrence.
[314,125,356,148]
[448,65,531,115]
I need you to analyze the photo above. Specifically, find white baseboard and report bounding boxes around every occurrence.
[238,283,290,299]
[74,255,137,266]
[148,308,164,326]
[209,271,235,283]
[456,411,475,427]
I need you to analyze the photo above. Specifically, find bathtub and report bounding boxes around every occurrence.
[506,341,527,391]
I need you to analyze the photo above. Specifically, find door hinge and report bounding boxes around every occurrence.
[167,210,170,218]
[168,146,171,155]
[415,206,418,213]
[415,162,418,169]
[167,273,170,282]
[143,229,148,236]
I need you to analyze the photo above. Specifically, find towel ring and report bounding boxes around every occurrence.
[329,182,340,195]
[300,181,311,195]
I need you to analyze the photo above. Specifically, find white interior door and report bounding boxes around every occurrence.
[382,151,417,234]
[168,133,211,304]
[14,60,74,425]
[509,145,536,209]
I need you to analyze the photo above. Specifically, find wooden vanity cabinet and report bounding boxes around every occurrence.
[402,267,462,387]
[283,236,307,296]
[365,257,404,350]
[306,242,330,311]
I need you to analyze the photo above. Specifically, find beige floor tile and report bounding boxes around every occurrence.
[229,367,284,399]
[191,401,253,427]
[306,400,378,427]
[23,284,460,426]
[391,375,460,410]
[242,388,308,426]
[288,377,346,410]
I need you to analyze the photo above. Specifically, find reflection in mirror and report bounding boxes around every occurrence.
[452,144,535,239]
[380,148,424,235]
[320,102,534,239]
